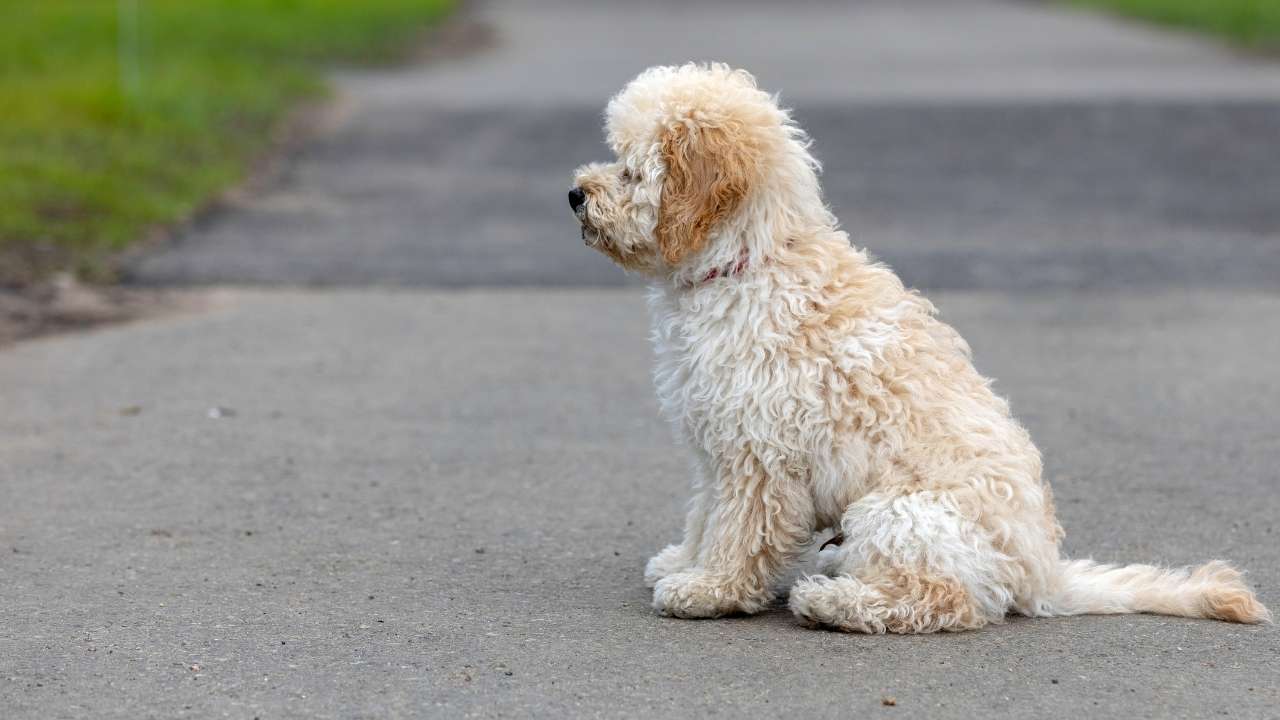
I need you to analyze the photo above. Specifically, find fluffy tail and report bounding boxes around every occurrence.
[1049,558,1271,624]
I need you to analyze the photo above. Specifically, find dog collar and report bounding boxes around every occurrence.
[699,248,751,284]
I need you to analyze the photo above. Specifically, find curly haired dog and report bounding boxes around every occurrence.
[569,64,1270,633]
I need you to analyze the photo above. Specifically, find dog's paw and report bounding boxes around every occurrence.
[653,572,734,618]
[789,574,880,633]
[644,544,691,588]
[652,571,767,618]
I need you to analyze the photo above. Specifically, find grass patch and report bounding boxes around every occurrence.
[0,0,453,285]
[1069,0,1280,50]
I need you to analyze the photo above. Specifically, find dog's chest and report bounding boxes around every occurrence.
[649,289,829,457]
[657,343,815,453]
[647,284,916,522]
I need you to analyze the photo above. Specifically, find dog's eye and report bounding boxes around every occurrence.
[620,168,634,182]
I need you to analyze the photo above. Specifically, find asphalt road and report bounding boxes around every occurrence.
[6,0,1280,718]
[125,0,1280,292]
[127,101,1280,290]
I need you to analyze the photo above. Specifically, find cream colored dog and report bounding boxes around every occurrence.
[569,64,1269,633]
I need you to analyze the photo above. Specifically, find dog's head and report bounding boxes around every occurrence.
[570,64,824,283]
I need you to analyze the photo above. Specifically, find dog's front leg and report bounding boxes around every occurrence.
[652,455,812,618]
[644,487,711,588]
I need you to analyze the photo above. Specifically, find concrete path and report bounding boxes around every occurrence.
[3,289,1278,718]
[6,1,1280,718]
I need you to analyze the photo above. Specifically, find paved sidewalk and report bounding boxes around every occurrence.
[2,289,1277,718]
[5,0,1280,717]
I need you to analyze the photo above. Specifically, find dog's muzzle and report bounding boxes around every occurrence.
[569,186,596,244]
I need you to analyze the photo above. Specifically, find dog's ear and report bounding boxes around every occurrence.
[656,122,751,266]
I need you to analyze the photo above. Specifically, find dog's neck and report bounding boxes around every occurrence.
[697,246,752,284]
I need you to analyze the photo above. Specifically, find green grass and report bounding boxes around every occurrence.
[0,0,452,285]
[1070,0,1280,50]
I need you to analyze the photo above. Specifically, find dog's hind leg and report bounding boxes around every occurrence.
[790,490,1012,633]
[790,564,992,633]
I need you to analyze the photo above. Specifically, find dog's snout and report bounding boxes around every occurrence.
[568,187,586,212]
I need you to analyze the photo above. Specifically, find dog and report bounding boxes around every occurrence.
[569,64,1269,633]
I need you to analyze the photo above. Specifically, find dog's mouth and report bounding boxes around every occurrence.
[576,208,603,248]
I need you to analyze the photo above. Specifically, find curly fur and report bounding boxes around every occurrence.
[571,63,1270,632]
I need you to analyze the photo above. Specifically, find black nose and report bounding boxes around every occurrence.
[568,187,586,211]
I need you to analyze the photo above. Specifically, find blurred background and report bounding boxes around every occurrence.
[3,2,1280,717]
[3,0,1278,306]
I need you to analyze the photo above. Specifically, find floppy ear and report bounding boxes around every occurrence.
[656,122,751,266]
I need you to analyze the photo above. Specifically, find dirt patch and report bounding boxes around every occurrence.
[411,12,496,64]
[0,274,190,347]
